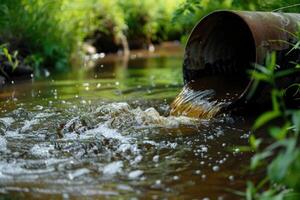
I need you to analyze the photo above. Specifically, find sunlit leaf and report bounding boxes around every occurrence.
[250,71,270,82]
[269,123,290,140]
[266,52,277,72]
[250,135,261,150]
[271,90,280,112]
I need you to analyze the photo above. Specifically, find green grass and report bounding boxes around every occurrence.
[0,0,185,74]
[0,0,96,73]
[1,0,300,74]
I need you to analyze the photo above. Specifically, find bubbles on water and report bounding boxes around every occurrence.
[229,175,235,181]
[0,98,249,198]
[212,165,220,172]
[153,155,159,162]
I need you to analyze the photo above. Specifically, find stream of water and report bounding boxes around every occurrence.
[0,44,254,199]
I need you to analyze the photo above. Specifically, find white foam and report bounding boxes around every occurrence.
[34,113,55,119]
[68,168,90,180]
[95,102,198,130]
[128,170,143,179]
[20,119,40,132]
[0,117,14,127]
[5,131,22,139]
[30,144,54,158]
[103,161,123,175]
[0,136,7,152]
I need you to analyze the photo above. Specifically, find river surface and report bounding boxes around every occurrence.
[0,43,253,199]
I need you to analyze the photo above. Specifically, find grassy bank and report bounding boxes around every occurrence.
[0,0,185,78]
[0,0,300,76]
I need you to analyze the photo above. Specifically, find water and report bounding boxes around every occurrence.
[0,44,254,199]
[170,83,226,119]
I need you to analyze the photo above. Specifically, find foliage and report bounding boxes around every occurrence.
[118,0,184,45]
[0,44,19,78]
[245,52,300,199]
[0,0,99,72]
[0,0,184,73]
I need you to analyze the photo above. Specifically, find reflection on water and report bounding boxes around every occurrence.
[0,44,253,199]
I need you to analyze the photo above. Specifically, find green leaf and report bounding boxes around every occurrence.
[268,151,298,182]
[271,90,280,112]
[246,181,256,200]
[251,151,272,169]
[250,71,270,82]
[274,69,297,79]
[247,79,260,100]
[253,111,281,130]
[269,123,290,140]
[3,47,12,63]
[250,135,261,150]
[268,139,297,182]
[266,52,277,72]
[292,111,300,134]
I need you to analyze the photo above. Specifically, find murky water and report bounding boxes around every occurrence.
[0,44,254,199]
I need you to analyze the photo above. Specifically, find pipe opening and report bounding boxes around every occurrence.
[183,11,256,101]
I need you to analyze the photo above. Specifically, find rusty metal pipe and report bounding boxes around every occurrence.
[183,10,300,109]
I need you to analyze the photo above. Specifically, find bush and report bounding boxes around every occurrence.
[0,0,185,73]
[246,52,300,199]
[117,0,184,48]
[0,0,100,73]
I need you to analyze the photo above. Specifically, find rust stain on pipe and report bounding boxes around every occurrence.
[183,10,300,108]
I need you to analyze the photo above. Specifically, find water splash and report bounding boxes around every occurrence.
[170,83,226,119]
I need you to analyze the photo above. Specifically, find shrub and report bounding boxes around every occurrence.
[0,0,99,73]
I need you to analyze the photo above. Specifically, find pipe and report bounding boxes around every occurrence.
[183,10,300,109]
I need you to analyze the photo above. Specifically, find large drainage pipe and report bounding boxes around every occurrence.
[183,11,300,110]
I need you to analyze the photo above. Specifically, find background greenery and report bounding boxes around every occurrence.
[1,0,299,73]
[0,0,185,74]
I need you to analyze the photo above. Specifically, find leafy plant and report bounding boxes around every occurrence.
[245,51,300,199]
[0,44,19,78]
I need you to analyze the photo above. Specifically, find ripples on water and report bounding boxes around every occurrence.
[0,46,252,199]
